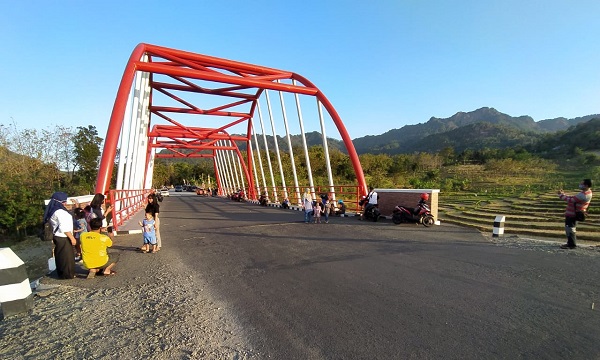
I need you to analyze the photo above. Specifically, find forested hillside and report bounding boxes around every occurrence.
[174,107,598,157]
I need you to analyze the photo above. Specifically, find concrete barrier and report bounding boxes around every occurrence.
[0,248,34,318]
[493,215,506,237]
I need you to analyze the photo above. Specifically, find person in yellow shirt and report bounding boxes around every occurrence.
[80,218,116,278]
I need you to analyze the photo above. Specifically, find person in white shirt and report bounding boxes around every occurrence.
[43,192,77,279]
[302,188,314,223]
[360,186,379,220]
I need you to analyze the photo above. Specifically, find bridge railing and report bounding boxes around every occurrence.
[240,185,363,213]
[109,189,151,232]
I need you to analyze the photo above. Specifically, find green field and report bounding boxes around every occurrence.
[437,163,598,242]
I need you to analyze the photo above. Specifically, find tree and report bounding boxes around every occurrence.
[0,123,66,238]
[72,125,102,191]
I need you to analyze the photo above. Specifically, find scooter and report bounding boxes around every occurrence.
[392,199,435,227]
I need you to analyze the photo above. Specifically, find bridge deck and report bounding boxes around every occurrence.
[31,193,600,358]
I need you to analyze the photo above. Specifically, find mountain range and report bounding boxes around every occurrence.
[159,107,599,157]
[350,107,599,154]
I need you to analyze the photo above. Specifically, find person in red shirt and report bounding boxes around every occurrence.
[558,179,593,249]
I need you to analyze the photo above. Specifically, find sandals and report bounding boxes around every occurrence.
[101,270,116,276]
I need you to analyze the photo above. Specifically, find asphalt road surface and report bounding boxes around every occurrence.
[133,193,600,359]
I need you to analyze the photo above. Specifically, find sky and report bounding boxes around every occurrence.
[1,0,599,141]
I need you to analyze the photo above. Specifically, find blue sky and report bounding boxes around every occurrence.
[1,0,598,141]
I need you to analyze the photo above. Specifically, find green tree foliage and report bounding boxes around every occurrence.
[0,124,65,238]
[529,118,600,156]
[72,125,103,192]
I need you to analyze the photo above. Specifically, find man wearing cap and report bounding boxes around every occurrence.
[43,192,77,279]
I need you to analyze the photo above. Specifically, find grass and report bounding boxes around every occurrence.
[439,191,599,242]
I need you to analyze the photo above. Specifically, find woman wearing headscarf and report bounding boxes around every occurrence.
[43,192,77,279]
[302,188,313,224]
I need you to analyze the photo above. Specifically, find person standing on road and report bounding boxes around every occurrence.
[558,179,592,249]
[314,201,323,224]
[138,212,158,253]
[302,188,313,224]
[43,192,77,279]
[146,193,161,251]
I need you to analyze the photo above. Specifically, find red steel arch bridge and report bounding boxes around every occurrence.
[95,43,367,230]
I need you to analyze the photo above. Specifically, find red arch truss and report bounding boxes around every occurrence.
[96,43,367,199]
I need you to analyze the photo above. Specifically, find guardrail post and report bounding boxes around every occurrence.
[493,215,505,237]
[0,248,34,318]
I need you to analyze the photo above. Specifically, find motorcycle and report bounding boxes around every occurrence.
[392,199,435,227]
[363,203,381,222]
[259,193,269,206]
[231,189,245,202]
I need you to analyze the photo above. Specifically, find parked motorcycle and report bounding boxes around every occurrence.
[392,193,435,227]
[259,193,269,206]
[363,204,381,222]
[231,189,245,202]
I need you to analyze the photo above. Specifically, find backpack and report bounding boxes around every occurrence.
[41,221,55,241]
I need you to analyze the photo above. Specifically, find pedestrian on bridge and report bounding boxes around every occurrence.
[43,192,77,279]
[145,193,161,251]
[320,193,331,224]
[90,193,113,230]
[302,188,313,224]
[139,212,158,253]
[558,179,593,249]
[314,201,323,224]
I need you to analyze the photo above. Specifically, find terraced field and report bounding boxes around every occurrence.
[439,192,600,242]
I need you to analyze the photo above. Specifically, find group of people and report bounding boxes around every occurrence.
[43,192,115,279]
[301,188,346,224]
[44,191,164,279]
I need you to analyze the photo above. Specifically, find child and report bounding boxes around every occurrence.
[314,201,322,224]
[138,212,157,253]
[80,218,115,278]
[73,208,87,261]
[84,205,96,230]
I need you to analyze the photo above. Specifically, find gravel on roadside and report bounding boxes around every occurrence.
[0,237,256,360]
